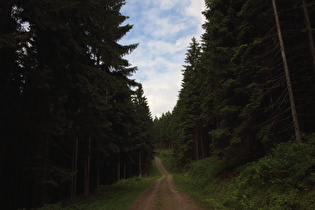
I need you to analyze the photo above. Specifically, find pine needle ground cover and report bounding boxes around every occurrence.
[39,160,160,210]
[160,137,315,209]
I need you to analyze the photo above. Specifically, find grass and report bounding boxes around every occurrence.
[156,149,213,209]
[46,142,314,210]
[39,159,161,210]
[156,139,315,209]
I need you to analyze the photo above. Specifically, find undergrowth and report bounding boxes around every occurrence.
[160,135,315,209]
[38,159,160,210]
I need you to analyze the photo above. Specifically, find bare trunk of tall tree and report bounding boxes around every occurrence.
[116,161,121,182]
[71,144,74,197]
[96,162,100,188]
[123,162,126,179]
[42,133,49,202]
[302,0,315,74]
[112,161,115,183]
[71,125,79,197]
[194,125,199,160]
[197,120,205,159]
[84,137,91,194]
[0,0,13,33]
[272,0,302,142]
[139,151,142,177]
[195,137,199,160]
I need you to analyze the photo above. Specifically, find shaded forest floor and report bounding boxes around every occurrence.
[39,160,160,210]
[38,140,315,209]
[158,140,315,210]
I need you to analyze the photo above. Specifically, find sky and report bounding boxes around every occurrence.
[120,0,206,118]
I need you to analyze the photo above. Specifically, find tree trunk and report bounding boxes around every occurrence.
[112,161,115,183]
[139,151,142,177]
[0,0,14,33]
[96,162,100,188]
[71,125,79,197]
[195,136,198,160]
[272,0,302,142]
[198,120,205,159]
[42,133,49,202]
[84,137,91,194]
[123,163,126,179]
[301,0,315,74]
[116,161,121,182]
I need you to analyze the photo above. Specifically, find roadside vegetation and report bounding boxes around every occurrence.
[153,1,315,209]
[39,159,160,210]
[157,136,315,209]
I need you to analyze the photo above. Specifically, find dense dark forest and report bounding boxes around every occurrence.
[154,0,315,167]
[154,1,315,207]
[1,0,315,209]
[0,0,153,209]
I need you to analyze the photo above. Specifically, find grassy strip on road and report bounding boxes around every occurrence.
[40,160,160,210]
[156,149,209,209]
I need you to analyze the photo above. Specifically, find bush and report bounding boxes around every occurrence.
[232,137,315,209]
[173,135,315,209]
[258,141,315,189]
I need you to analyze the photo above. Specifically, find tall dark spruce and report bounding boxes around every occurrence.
[132,84,154,177]
[154,0,314,167]
[171,37,209,165]
[0,0,153,208]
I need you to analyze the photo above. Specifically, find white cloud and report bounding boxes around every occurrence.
[147,40,183,55]
[186,0,206,21]
[142,70,182,118]
[155,0,182,10]
[121,0,205,117]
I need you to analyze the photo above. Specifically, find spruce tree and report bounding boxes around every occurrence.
[0,0,145,208]
[172,37,206,164]
[132,84,154,176]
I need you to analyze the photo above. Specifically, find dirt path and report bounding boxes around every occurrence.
[129,157,202,210]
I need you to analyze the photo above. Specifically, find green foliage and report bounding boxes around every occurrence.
[2,0,315,208]
[0,0,154,208]
[230,138,315,209]
[169,139,315,209]
[155,37,210,166]
[165,0,315,172]
[153,111,174,149]
[39,159,160,210]
[256,142,315,189]
[156,149,179,172]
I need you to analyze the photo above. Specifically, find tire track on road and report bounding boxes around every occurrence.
[130,157,202,210]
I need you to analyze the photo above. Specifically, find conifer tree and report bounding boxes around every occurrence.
[171,37,208,164]
[0,0,151,208]
[132,84,154,176]
[165,0,315,167]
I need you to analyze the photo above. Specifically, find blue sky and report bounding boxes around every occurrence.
[120,0,206,117]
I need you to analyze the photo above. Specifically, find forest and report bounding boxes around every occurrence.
[154,0,315,165]
[153,0,315,208]
[1,0,315,209]
[0,0,154,209]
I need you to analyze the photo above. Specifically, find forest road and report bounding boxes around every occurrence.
[129,157,203,210]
